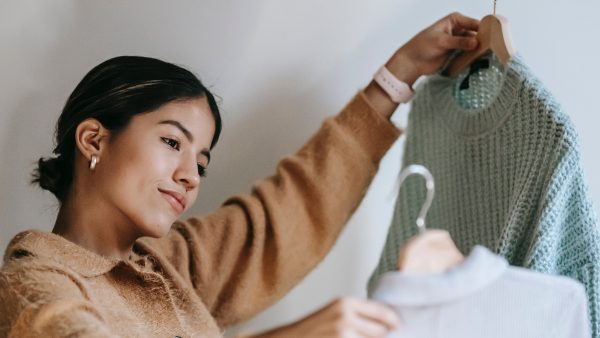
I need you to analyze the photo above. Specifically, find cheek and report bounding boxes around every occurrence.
[109,142,174,184]
[186,189,199,209]
[99,143,178,235]
[106,146,164,193]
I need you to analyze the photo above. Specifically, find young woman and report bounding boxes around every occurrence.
[0,13,480,338]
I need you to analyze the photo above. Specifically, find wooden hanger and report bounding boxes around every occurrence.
[397,229,465,273]
[394,165,464,273]
[445,14,516,78]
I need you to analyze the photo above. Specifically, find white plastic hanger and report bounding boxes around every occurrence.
[395,165,465,273]
[445,1,516,78]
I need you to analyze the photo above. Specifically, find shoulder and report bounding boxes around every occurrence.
[503,266,587,302]
[1,252,90,303]
[0,254,91,334]
[1,230,99,308]
[512,58,580,147]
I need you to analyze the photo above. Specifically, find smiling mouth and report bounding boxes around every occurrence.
[158,189,185,214]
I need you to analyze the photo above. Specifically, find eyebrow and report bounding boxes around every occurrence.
[159,119,211,163]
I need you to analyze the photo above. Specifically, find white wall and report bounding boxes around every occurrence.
[1,0,598,335]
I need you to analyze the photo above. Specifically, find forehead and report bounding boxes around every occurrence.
[135,97,216,146]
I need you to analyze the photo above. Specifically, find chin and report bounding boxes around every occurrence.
[141,226,171,239]
[138,217,175,239]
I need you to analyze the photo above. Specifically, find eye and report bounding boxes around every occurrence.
[161,137,180,151]
[197,164,207,178]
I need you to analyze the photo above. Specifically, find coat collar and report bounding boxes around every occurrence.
[371,245,508,306]
[3,230,130,277]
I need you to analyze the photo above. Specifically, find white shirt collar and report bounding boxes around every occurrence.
[371,245,508,306]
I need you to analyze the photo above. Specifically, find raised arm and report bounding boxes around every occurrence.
[141,11,481,335]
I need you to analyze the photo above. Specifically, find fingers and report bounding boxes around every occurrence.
[442,12,479,51]
[440,34,478,51]
[448,12,480,32]
[455,28,477,38]
[328,298,400,338]
[349,315,392,338]
[352,299,401,330]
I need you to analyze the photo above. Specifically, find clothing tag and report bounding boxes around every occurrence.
[459,58,490,90]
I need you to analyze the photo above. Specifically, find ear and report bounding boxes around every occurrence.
[74,118,111,163]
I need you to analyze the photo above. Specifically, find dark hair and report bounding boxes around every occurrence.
[31,55,222,202]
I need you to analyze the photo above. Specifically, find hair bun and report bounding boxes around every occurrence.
[31,155,72,201]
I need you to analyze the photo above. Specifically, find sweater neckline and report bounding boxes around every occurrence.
[4,230,144,277]
[425,55,525,138]
[371,245,508,306]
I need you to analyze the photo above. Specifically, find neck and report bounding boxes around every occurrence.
[52,186,138,261]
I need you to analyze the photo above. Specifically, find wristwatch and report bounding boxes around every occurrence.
[373,66,414,104]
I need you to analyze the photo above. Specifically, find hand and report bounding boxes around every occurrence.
[388,12,480,86]
[249,297,400,338]
[364,12,480,118]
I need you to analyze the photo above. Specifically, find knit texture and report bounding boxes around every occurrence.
[453,53,504,110]
[0,91,401,338]
[368,55,600,336]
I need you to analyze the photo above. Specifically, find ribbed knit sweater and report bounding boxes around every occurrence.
[368,56,600,336]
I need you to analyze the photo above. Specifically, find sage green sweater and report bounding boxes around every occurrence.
[369,56,600,336]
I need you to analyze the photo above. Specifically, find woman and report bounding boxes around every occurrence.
[0,13,480,337]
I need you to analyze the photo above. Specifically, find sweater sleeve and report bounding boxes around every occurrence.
[523,146,600,338]
[140,91,401,327]
[0,261,118,338]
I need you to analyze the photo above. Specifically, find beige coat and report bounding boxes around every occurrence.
[0,92,400,337]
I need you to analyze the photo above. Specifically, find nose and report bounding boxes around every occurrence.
[173,157,200,191]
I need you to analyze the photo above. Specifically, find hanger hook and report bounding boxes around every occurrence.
[396,164,435,234]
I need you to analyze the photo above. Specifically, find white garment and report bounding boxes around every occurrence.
[371,246,590,338]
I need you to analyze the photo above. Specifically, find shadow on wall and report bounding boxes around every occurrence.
[0,1,81,250]
[0,94,58,247]
[189,70,337,215]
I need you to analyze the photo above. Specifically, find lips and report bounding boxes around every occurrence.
[158,188,186,214]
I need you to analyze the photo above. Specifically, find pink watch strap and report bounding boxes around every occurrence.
[373,66,414,103]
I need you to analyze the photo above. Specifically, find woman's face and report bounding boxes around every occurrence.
[95,97,215,238]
